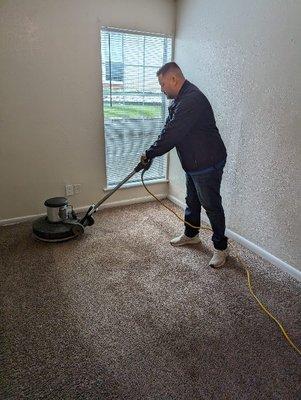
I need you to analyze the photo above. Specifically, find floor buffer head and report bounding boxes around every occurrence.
[32,197,90,242]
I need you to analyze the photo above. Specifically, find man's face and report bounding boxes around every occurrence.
[158,73,177,99]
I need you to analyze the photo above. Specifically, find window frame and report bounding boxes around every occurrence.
[100,26,174,189]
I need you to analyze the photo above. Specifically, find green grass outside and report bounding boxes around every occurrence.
[104,103,161,119]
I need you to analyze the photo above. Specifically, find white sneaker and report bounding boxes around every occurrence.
[170,233,201,247]
[209,249,228,268]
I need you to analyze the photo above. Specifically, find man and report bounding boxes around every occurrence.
[141,62,228,268]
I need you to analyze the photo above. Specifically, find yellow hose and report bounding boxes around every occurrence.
[141,174,301,356]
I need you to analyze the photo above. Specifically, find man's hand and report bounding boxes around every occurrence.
[136,153,152,172]
[140,153,149,166]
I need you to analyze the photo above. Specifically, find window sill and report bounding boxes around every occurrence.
[103,178,169,191]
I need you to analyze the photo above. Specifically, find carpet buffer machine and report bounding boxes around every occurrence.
[32,159,152,242]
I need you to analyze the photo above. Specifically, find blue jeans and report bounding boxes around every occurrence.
[184,165,228,250]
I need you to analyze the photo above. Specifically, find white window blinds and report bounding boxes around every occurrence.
[100,28,172,187]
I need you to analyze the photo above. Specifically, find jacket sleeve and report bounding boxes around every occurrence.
[145,95,200,159]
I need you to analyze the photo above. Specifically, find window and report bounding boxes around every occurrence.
[100,28,172,187]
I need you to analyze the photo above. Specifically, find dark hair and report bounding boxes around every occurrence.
[156,62,182,77]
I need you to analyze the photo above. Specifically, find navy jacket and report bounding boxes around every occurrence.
[145,80,227,172]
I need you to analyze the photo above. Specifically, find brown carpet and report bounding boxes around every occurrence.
[1,201,300,400]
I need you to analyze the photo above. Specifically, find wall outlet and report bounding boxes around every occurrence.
[74,184,81,194]
[65,184,74,196]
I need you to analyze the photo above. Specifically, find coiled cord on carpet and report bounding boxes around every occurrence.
[141,169,301,357]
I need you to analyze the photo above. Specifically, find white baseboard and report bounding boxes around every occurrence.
[167,195,301,282]
[97,193,167,209]
[167,194,186,209]
[0,194,167,226]
[225,228,301,281]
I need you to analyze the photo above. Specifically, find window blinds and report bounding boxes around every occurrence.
[100,28,172,186]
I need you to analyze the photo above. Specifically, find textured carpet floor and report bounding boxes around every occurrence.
[1,201,300,400]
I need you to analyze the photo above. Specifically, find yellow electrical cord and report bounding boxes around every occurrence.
[141,173,301,357]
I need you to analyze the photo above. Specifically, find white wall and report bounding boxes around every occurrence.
[170,0,301,270]
[0,0,175,220]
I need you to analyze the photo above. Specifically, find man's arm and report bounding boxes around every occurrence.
[145,95,200,160]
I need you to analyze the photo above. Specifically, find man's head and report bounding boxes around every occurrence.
[156,62,185,99]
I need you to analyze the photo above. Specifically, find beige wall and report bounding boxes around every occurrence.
[0,0,175,220]
[170,0,301,270]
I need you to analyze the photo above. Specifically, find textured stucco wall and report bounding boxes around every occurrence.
[170,0,301,270]
[0,0,175,220]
